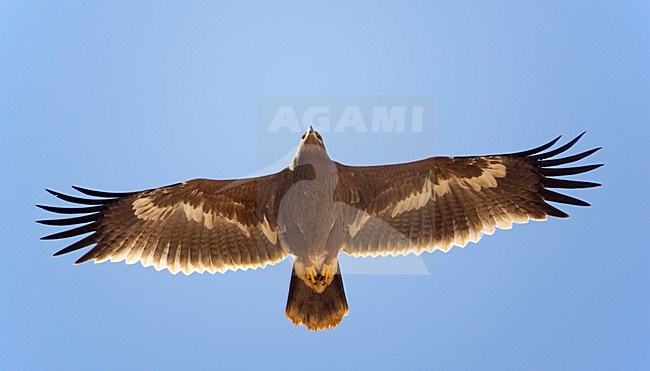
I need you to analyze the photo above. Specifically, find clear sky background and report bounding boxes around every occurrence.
[1,1,648,370]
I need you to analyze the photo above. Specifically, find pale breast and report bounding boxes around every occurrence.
[277,164,342,258]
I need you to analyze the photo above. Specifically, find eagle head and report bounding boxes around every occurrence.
[301,126,325,148]
[289,126,332,172]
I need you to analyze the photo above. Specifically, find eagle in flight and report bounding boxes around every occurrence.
[39,129,601,330]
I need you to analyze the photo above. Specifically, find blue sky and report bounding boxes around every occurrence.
[1,1,648,370]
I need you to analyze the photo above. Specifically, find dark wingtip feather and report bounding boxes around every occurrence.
[542,178,601,189]
[529,132,586,160]
[72,186,133,198]
[41,222,99,240]
[507,135,562,157]
[74,250,98,264]
[541,164,603,177]
[36,213,100,226]
[543,189,591,207]
[544,203,570,218]
[52,234,97,256]
[45,189,107,205]
[36,204,103,214]
[536,147,602,167]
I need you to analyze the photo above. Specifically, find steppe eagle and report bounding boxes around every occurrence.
[39,129,601,330]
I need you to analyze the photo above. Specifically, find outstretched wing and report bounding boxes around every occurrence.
[38,172,292,275]
[337,133,602,257]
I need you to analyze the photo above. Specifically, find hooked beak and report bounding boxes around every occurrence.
[303,126,323,145]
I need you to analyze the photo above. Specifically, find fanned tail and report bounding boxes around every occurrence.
[285,262,348,331]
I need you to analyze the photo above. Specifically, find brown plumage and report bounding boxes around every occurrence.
[38,129,602,330]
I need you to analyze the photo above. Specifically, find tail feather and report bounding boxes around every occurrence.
[285,262,348,330]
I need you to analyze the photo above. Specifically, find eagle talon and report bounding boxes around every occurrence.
[305,265,318,284]
[321,262,335,284]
